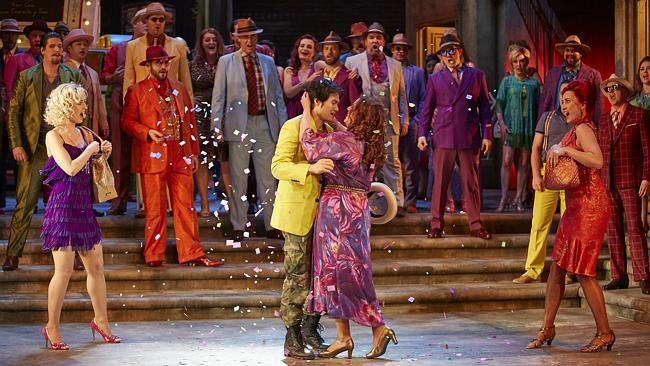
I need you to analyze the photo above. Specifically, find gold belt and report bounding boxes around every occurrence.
[324,184,366,194]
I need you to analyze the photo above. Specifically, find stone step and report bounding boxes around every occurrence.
[0,282,581,323]
[580,285,650,325]
[0,212,555,240]
[0,234,566,266]
[1,256,589,293]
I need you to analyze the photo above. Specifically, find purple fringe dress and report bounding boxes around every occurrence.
[40,144,102,252]
[302,129,385,327]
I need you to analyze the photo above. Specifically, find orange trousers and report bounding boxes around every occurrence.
[141,143,204,263]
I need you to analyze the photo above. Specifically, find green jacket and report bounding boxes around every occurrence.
[7,63,83,159]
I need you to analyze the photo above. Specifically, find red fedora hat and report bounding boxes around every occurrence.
[139,45,176,66]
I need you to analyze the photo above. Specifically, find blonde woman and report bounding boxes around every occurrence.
[41,83,120,350]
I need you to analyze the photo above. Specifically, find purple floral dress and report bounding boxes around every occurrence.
[40,144,102,252]
[302,129,385,327]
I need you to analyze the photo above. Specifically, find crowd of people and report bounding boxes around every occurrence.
[1,0,650,359]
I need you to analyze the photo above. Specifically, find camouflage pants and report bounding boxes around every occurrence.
[280,231,312,327]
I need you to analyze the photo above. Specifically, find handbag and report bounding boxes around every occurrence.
[80,127,118,203]
[542,112,580,190]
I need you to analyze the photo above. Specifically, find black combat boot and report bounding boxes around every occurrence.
[302,314,329,351]
[284,324,315,359]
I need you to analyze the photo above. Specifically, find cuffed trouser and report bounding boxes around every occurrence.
[524,184,566,279]
[6,144,47,257]
[141,143,204,263]
[379,126,404,208]
[280,231,312,327]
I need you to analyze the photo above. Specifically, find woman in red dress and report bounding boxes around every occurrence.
[527,80,615,352]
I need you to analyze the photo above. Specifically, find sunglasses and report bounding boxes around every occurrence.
[439,47,457,57]
[604,84,621,93]
[392,46,407,52]
[149,16,165,23]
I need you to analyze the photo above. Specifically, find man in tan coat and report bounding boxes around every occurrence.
[123,2,192,99]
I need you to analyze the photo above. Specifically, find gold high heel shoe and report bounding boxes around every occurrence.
[526,325,555,349]
[366,326,398,359]
[318,338,354,359]
[580,330,615,353]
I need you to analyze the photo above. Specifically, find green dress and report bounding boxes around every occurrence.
[630,92,650,110]
[496,75,541,149]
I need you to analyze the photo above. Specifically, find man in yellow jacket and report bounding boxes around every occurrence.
[271,79,343,359]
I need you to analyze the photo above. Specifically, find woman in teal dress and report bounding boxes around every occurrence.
[630,56,650,110]
[495,46,541,212]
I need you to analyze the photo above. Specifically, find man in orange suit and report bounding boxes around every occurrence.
[122,46,221,267]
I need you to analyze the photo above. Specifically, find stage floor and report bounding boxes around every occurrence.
[0,308,647,365]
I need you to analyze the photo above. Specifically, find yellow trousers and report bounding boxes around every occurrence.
[524,186,566,280]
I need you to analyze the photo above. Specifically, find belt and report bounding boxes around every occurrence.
[324,184,366,194]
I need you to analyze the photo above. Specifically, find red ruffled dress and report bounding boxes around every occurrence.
[551,120,610,277]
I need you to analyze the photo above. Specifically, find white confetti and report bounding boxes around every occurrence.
[408,296,415,303]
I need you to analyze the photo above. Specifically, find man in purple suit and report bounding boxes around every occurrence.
[318,31,361,123]
[416,33,493,239]
[539,35,603,121]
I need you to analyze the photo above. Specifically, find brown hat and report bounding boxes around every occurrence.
[436,33,463,54]
[347,22,368,38]
[63,28,94,50]
[139,45,176,66]
[555,35,590,56]
[600,73,634,99]
[232,18,263,37]
[365,22,386,38]
[23,20,52,37]
[0,18,21,33]
[388,33,411,48]
[54,22,70,34]
[318,31,350,53]
[142,2,172,21]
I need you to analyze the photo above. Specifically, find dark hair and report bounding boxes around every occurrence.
[425,53,439,64]
[192,28,224,65]
[306,78,342,106]
[347,97,387,168]
[40,32,62,50]
[258,39,275,51]
[562,80,594,120]
[288,34,318,76]
[635,56,650,92]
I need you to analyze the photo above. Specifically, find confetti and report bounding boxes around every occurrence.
[154,234,161,240]
[407,297,415,303]
[244,168,250,174]
[241,195,248,202]
[327,285,336,291]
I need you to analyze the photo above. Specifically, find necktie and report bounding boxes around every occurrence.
[80,64,89,80]
[452,69,461,83]
[244,55,259,115]
[3,51,11,65]
[371,56,382,83]
[611,111,620,129]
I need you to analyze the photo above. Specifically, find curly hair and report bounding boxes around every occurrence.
[192,28,224,65]
[288,34,317,76]
[346,97,387,169]
[44,83,87,127]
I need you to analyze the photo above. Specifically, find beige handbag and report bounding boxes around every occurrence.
[80,127,118,203]
[541,112,580,190]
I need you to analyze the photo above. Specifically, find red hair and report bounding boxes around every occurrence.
[562,80,594,121]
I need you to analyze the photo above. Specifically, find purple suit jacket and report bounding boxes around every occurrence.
[331,65,361,123]
[539,62,603,122]
[417,67,493,150]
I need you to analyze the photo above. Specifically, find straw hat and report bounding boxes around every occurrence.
[600,73,634,99]
[555,35,591,56]
[63,28,94,50]
[318,31,349,53]
[388,33,412,48]
[142,2,172,21]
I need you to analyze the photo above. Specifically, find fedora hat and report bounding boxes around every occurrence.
[142,2,172,21]
[347,21,367,38]
[600,73,634,99]
[318,31,349,53]
[63,28,94,50]
[555,35,590,56]
[232,18,263,37]
[139,45,175,66]
[365,22,386,38]
[436,33,463,54]
[54,22,70,35]
[132,8,147,25]
[23,20,51,37]
[388,33,412,48]
[0,18,21,33]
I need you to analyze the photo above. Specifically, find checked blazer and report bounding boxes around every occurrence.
[598,105,650,190]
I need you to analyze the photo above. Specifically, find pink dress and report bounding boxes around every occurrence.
[301,129,385,327]
[285,66,315,119]
[552,121,610,276]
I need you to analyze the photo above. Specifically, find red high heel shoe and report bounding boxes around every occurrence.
[42,326,69,350]
[89,320,121,343]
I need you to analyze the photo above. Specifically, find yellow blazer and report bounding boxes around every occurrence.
[270,115,321,236]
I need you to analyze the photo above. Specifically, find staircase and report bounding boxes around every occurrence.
[0,211,648,324]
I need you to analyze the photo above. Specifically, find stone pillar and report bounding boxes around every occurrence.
[210,0,233,42]
[615,0,649,80]
[459,0,499,88]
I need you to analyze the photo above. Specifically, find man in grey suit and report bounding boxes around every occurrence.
[345,22,409,217]
[211,18,287,242]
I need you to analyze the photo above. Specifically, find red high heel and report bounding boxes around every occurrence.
[89,320,121,343]
[42,326,69,350]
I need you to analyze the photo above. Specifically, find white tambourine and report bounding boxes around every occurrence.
[369,182,397,225]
